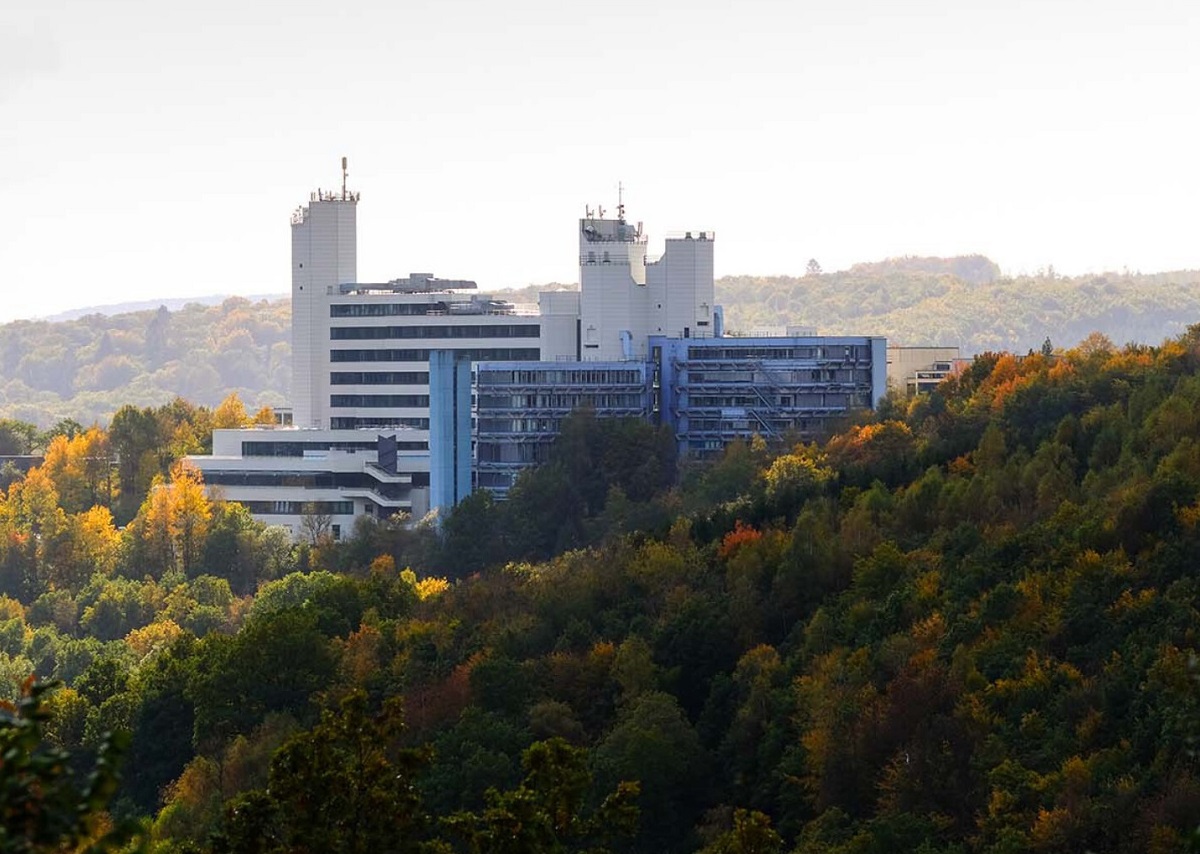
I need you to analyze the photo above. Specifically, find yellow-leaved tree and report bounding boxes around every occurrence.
[170,461,211,577]
[130,461,212,578]
[251,406,276,426]
[41,427,114,514]
[212,393,250,429]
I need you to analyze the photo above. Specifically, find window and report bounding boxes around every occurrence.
[330,348,540,362]
[330,324,540,340]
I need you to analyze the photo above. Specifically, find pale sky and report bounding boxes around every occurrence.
[2,0,1197,322]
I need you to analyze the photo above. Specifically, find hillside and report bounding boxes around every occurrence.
[716,259,1200,353]
[3,329,1200,851]
[0,298,290,427]
[4,260,1200,427]
[38,293,286,323]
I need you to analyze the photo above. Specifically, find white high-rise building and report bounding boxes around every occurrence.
[291,173,358,430]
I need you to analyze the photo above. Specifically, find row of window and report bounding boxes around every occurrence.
[477,394,646,409]
[478,369,646,385]
[330,371,429,385]
[242,440,381,457]
[242,500,355,516]
[687,417,830,432]
[331,303,441,317]
[476,471,519,490]
[330,394,430,408]
[682,346,872,361]
[331,324,539,340]
[330,417,431,430]
[330,348,541,362]
[477,418,564,434]
[206,472,380,489]
[686,394,861,408]
[686,370,864,383]
[477,443,553,464]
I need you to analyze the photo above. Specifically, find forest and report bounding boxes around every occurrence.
[0,299,290,428]
[5,257,1200,428]
[4,325,1200,852]
[716,258,1200,354]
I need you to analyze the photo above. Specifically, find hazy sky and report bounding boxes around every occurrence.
[3,0,1197,321]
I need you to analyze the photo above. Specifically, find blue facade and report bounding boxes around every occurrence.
[461,334,889,497]
[474,360,651,498]
[652,335,887,458]
[429,351,472,513]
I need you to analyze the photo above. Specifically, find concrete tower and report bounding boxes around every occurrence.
[578,205,648,361]
[578,196,715,360]
[291,158,358,428]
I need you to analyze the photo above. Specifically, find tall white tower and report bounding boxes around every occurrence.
[291,159,358,429]
[578,207,648,360]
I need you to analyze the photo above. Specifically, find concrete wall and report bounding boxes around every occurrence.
[538,291,581,360]
[647,233,715,341]
[578,217,648,361]
[886,346,961,390]
[291,197,357,429]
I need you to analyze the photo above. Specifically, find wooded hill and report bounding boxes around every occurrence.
[0,299,290,428]
[3,258,1199,428]
[716,257,1200,354]
[3,327,1200,851]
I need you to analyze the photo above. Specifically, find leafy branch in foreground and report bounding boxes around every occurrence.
[0,676,142,853]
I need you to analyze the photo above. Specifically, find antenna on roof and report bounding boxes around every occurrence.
[341,156,348,200]
[617,181,625,223]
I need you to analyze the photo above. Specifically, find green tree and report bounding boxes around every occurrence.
[214,690,431,854]
[442,737,639,854]
[592,691,709,851]
[0,419,37,456]
[698,809,783,854]
[108,405,162,524]
[0,677,142,852]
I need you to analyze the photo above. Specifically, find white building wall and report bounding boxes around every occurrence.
[578,217,649,361]
[190,426,430,538]
[886,346,962,389]
[292,196,357,429]
[646,233,715,340]
[537,291,581,360]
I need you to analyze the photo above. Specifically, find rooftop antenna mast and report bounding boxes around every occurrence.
[617,181,625,223]
[341,156,348,200]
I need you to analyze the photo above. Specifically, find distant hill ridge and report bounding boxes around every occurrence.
[845,254,1001,284]
[41,294,288,323]
[714,256,1200,353]
[3,256,1199,427]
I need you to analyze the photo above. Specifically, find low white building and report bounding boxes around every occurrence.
[192,426,428,540]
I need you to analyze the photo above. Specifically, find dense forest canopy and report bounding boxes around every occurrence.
[3,325,1200,850]
[4,258,1200,426]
